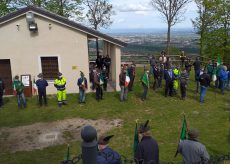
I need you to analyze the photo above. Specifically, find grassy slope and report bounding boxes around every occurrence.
[0,68,229,163]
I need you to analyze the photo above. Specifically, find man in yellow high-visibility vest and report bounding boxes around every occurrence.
[54,72,67,107]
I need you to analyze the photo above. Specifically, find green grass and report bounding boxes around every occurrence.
[0,68,229,163]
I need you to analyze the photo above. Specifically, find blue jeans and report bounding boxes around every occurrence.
[120,86,128,101]
[200,86,207,103]
[17,93,26,108]
[79,89,85,103]
[219,80,227,94]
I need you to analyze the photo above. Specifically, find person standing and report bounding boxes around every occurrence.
[185,57,192,76]
[199,69,211,103]
[104,55,111,76]
[97,135,121,164]
[207,60,213,78]
[150,55,156,75]
[141,70,149,101]
[77,71,88,104]
[54,72,67,107]
[219,65,228,95]
[193,57,201,93]
[0,77,5,108]
[180,69,189,100]
[36,73,48,107]
[135,120,159,164]
[172,66,180,96]
[178,128,210,164]
[119,69,128,102]
[101,66,108,91]
[164,67,174,97]
[153,65,160,91]
[94,68,103,101]
[128,64,136,91]
[180,51,186,68]
[13,75,26,108]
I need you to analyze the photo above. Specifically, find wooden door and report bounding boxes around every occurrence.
[0,59,13,95]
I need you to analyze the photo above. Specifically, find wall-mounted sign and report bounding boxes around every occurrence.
[21,75,30,87]
[72,66,77,70]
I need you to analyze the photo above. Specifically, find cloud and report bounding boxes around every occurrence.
[115,3,153,12]
[114,18,125,23]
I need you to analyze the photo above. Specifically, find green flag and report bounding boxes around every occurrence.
[65,144,70,161]
[133,122,139,155]
[141,72,149,88]
[217,54,221,66]
[180,117,187,140]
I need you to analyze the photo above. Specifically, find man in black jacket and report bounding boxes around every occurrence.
[199,69,211,103]
[0,77,5,108]
[193,57,201,93]
[135,120,159,164]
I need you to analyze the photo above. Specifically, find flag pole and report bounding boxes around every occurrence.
[174,113,187,158]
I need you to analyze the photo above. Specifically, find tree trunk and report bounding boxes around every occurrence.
[96,38,99,58]
[167,24,171,56]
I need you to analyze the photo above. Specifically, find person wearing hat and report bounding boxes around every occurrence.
[140,70,150,101]
[135,120,159,164]
[54,72,67,107]
[178,128,210,163]
[77,71,88,104]
[97,135,121,164]
[0,77,5,108]
[198,68,211,103]
[12,75,27,108]
[36,73,48,107]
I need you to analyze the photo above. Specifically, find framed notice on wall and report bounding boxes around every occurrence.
[21,75,31,87]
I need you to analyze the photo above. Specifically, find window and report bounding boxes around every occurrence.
[41,57,59,80]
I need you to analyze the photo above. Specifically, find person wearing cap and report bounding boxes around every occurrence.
[97,135,121,164]
[36,73,48,107]
[140,70,150,101]
[0,77,5,108]
[199,69,211,103]
[178,128,210,163]
[135,120,159,164]
[119,68,128,102]
[77,71,88,104]
[12,75,27,108]
[54,72,67,107]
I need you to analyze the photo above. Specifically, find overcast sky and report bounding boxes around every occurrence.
[108,0,198,29]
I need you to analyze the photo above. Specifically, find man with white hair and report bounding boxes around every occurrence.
[178,128,210,164]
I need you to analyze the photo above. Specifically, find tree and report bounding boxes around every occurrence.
[9,0,83,20]
[0,0,16,16]
[150,0,191,56]
[84,0,113,57]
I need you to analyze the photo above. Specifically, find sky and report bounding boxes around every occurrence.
[107,0,198,30]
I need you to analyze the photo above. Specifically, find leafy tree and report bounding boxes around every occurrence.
[9,0,83,20]
[0,0,16,16]
[150,0,191,56]
[84,0,113,57]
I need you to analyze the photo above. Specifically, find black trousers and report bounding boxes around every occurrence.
[180,85,186,98]
[38,90,47,106]
[96,86,103,100]
[0,93,3,107]
[165,81,173,97]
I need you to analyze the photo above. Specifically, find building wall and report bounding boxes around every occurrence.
[0,14,89,94]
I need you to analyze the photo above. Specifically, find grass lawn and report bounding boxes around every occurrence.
[0,68,229,163]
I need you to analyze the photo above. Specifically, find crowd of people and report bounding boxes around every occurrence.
[95,120,209,164]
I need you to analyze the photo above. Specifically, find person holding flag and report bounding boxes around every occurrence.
[178,128,210,163]
[134,120,159,164]
[141,70,149,101]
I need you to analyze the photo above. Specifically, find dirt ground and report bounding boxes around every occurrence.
[0,118,123,153]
